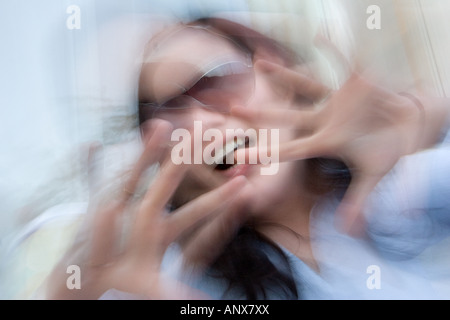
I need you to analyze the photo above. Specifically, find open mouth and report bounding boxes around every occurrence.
[213,136,250,171]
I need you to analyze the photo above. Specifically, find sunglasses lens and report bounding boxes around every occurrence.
[163,95,197,109]
[141,60,254,121]
[185,71,254,112]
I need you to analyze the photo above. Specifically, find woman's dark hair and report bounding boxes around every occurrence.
[138,17,351,299]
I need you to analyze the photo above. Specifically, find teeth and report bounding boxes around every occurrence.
[212,137,245,165]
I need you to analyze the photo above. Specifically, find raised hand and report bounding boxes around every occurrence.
[43,119,248,299]
[233,59,425,236]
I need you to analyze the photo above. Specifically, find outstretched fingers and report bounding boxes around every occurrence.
[234,131,329,165]
[169,176,248,243]
[142,164,187,227]
[121,119,174,203]
[254,59,331,103]
[131,163,247,264]
[231,104,318,131]
[88,119,173,267]
[180,191,248,272]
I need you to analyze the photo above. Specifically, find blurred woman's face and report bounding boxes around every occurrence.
[139,25,309,216]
